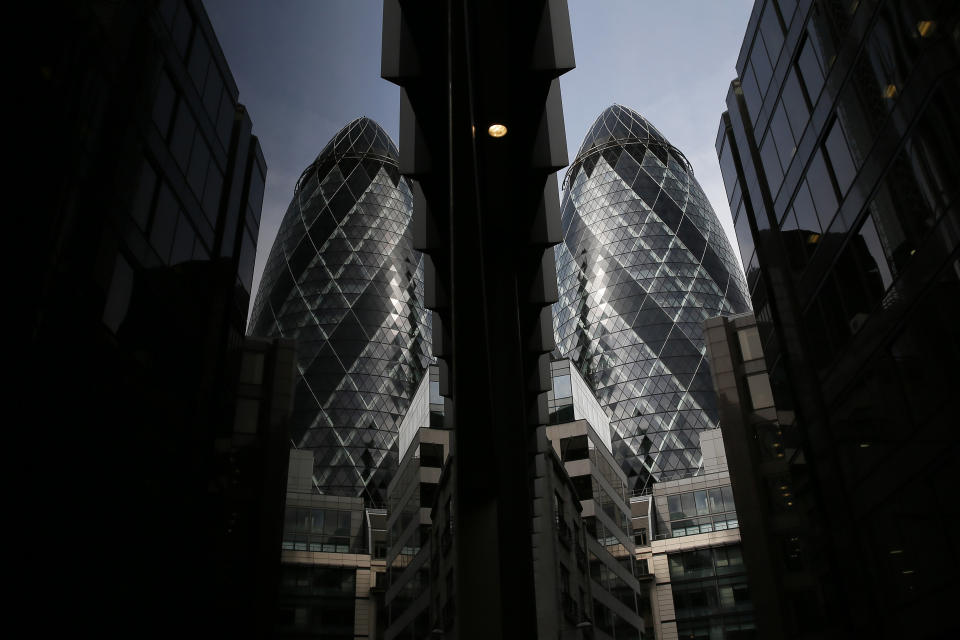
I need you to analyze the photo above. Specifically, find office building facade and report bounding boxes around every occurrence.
[703,312,797,639]
[545,360,649,640]
[640,429,753,640]
[717,0,960,636]
[23,0,269,633]
[277,449,389,639]
[249,117,431,505]
[554,104,751,489]
[386,362,648,639]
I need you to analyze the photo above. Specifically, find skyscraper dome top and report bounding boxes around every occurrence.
[249,114,428,504]
[572,104,692,176]
[555,103,750,488]
[295,116,399,194]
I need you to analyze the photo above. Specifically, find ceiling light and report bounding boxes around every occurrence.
[890,549,903,555]
[917,20,935,37]
[487,124,507,138]
[884,84,898,99]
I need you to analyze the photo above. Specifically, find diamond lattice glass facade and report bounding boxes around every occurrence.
[249,117,430,504]
[554,105,750,488]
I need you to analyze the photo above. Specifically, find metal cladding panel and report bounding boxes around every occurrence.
[248,117,431,504]
[398,372,430,461]
[554,105,750,488]
[569,362,613,454]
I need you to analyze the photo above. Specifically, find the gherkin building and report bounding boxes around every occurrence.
[554,105,750,489]
[248,117,430,504]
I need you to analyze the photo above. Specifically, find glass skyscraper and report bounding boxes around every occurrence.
[554,104,750,489]
[249,117,430,504]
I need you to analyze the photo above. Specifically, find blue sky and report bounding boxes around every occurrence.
[203,0,755,300]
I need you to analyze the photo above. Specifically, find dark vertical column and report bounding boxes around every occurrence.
[383,1,573,637]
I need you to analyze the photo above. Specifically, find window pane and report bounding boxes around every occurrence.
[203,68,225,123]
[239,227,256,291]
[150,183,179,261]
[782,68,810,141]
[708,488,724,513]
[681,492,696,519]
[719,141,738,200]
[737,327,763,361]
[202,161,223,225]
[857,215,893,292]
[187,135,211,198]
[797,36,824,105]
[761,133,783,194]
[187,33,211,94]
[171,2,193,57]
[170,103,197,172]
[759,3,784,67]
[770,102,796,172]
[217,88,235,147]
[721,486,736,513]
[152,71,177,137]
[806,150,838,229]
[249,163,267,221]
[751,33,773,96]
[824,119,857,196]
[668,495,684,520]
[776,0,796,27]
[741,63,763,124]
[734,203,754,268]
[131,159,157,231]
[560,435,589,462]
[793,181,821,233]
[694,491,709,516]
[746,373,775,409]
[553,374,572,399]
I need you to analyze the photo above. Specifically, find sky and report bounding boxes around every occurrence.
[202,0,756,304]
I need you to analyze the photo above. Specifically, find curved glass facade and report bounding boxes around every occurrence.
[554,105,750,488]
[249,117,430,504]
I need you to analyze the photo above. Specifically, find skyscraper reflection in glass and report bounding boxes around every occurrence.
[554,105,750,488]
[249,117,430,504]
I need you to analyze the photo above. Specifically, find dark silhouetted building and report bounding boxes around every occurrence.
[381,1,575,637]
[21,0,274,635]
[554,105,751,490]
[248,117,431,505]
[717,1,960,637]
[703,312,796,639]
